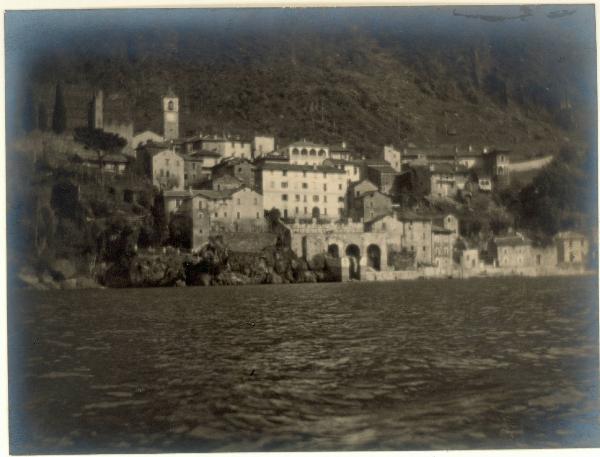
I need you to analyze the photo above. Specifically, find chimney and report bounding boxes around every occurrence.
[342,141,346,149]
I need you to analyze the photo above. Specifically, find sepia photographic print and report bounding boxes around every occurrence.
[3,1,600,454]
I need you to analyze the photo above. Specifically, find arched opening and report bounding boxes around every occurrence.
[345,244,361,280]
[301,148,308,156]
[367,244,381,271]
[302,236,308,259]
[309,149,316,156]
[292,148,299,155]
[328,244,340,258]
[312,207,320,219]
[318,149,326,156]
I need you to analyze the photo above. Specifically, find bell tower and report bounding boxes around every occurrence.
[163,89,179,140]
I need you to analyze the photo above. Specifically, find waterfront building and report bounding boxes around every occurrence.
[460,248,480,269]
[395,211,434,265]
[555,231,589,265]
[256,161,347,221]
[488,234,532,268]
[350,190,392,223]
[432,225,455,269]
[152,149,185,190]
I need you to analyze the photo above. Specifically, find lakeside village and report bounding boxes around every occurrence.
[16,88,593,288]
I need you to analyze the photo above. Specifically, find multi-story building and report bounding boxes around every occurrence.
[201,136,252,159]
[396,212,434,265]
[367,163,397,195]
[555,231,589,265]
[211,174,244,191]
[285,140,330,166]
[256,162,347,221]
[329,142,353,161]
[152,149,185,190]
[211,157,256,189]
[432,226,455,269]
[183,150,222,188]
[350,190,392,223]
[488,235,532,268]
[323,158,362,184]
[429,163,470,198]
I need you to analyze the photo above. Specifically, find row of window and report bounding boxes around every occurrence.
[275,170,337,179]
[272,181,343,190]
[206,211,261,219]
[198,197,259,209]
[163,158,180,166]
[291,148,327,156]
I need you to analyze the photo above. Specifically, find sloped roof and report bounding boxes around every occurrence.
[494,235,531,247]
[185,150,222,159]
[432,225,454,234]
[287,140,328,149]
[257,162,345,174]
[430,163,470,174]
[555,231,587,240]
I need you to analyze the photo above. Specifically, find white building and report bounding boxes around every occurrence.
[253,135,275,158]
[285,140,330,166]
[257,162,347,220]
[152,149,185,190]
[383,145,402,172]
[202,136,252,159]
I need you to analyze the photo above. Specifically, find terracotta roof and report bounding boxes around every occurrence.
[394,210,433,221]
[164,190,194,198]
[367,163,397,174]
[432,225,454,234]
[430,163,470,174]
[185,150,222,159]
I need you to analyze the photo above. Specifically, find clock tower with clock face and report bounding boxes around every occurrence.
[163,91,179,140]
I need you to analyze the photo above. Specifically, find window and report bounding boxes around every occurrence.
[304,207,308,214]
[295,207,299,214]
[282,194,288,201]
[166,170,170,177]
[215,212,218,218]
[309,149,316,156]
[302,183,308,189]
[339,184,343,190]
[295,195,301,202]
[324,196,327,202]
[160,169,164,177]
[165,159,170,166]
[237,212,240,219]
[301,149,308,156]
[338,196,344,202]
[283,170,288,177]
[168,100,174,110]
[382,223,387,230]
[237,198,241,205]
[184,173,188,180]
[370,211,374,218]
[224,212,227,218]
[302,171,307,178]
[423,246,426,252]
[318,149,326,156]
[254,198,258,205]
[256,212,260,219]
[323,184,327,191]
[281,182,288,188]
[192,163,196,170]
[313,195,319,202]
[324,208,327,215]
[303,195,307,202]
[292,148,299,155]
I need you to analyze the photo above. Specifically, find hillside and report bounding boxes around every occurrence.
[6,6,597,157]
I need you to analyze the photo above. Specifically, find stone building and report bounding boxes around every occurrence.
[396,212,434,266]
[163,89,179,140]
[429,163,470,198]
[366,163,397,195]
[323,158,362,184]
[211,157,256,189]
[256,161,347,221]
[183,150,222,188]
[211,174,244,192]
[432,225,455,270]
[349,190,392,223]
[152,149,185,191]
[460,249,480,269]
[329,142,353,161]
[555,231,589,265]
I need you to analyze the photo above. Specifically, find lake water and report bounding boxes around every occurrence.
[8,276,600,452]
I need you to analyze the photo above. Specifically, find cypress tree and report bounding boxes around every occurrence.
[52,82,67,134]
[38,102,47,131]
